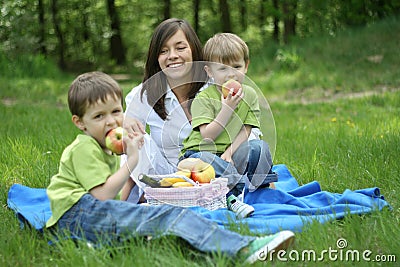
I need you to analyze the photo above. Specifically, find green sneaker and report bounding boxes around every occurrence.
[239,230,295,264]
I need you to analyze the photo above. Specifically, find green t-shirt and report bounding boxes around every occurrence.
[181,84,260,156]
[46,134,120,228]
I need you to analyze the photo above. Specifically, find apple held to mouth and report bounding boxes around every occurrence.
[105,127,126,155]
[221,79,241,98]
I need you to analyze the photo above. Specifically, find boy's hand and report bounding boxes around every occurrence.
[123,132,144,157]
[221,87,244,111]
[221,150,234,166]
[130,132,145,148]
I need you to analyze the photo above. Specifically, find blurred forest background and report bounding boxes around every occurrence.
[1,0,399,74]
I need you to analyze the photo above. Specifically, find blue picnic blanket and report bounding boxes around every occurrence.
[7,164,391,233]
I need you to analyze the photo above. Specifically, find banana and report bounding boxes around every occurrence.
[174,170,191,178]
[159,177,187,187]
[172,181,194,188]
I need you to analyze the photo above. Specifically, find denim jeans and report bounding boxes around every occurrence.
[52,194,254,256]
[181,140,275,194]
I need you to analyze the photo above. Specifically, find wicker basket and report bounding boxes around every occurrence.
[144,178,229,210]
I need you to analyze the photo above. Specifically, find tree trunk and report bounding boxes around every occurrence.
[193,0,200,34]
[163,0,171,20]
[272,0,279,42]
[239,0,247,31]
[219,0,231,32]
[282,0,296,44]
[38,0,46,55]
[82,2,90,41]
[106,0,126,65]
[259,0,266,38]
[51,0,66,70]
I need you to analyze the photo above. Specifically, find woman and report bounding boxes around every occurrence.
[122,19,268,208]
[122,18,208,202]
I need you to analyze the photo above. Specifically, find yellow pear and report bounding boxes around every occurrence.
[177,158,202,171]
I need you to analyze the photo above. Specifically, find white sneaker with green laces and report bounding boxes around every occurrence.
[227,194,255,218]
[239,230,295,264]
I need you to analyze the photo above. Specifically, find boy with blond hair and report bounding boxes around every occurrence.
[180,33,278,218]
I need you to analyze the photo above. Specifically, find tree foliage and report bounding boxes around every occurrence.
[0,0,398,72]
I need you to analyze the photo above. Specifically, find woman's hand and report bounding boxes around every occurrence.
[124,116,146,134]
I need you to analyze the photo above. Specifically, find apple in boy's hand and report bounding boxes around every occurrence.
[106,127,125,155]
[222,79,241,98]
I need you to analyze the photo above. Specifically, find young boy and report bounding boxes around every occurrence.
[180,33,277,218]
[46,71,294,264]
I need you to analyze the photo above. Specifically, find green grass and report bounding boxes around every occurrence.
[1,17,399,266]
[250,16,400,99]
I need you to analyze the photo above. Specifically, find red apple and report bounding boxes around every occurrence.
[105,127,125,155]
[221,79,241,98]
[191,161,215,183]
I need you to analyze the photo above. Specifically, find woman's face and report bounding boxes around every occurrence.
[158,29,193,83]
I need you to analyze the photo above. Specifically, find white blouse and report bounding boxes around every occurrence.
[125,83,192,169]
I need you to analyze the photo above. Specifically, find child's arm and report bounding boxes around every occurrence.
[120,178,136,201]
[90,133,144,200]
[198,88,243,140]
[221,125,252,164]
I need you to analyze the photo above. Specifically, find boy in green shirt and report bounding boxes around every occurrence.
[181,33,278,219]
[46,71,294,264]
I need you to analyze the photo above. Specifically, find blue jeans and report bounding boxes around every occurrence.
[51,194,255,256]
[181,140,276,195]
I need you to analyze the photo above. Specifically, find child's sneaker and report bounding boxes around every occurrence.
[239,230,295,264]
[227,194,255,218]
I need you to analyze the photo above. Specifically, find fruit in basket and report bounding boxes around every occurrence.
[105,127,126,155]
[177,158,202,171]
[178,158,216,183]
[160,177,187,187]
[174,170,191,178]
[191,161,215,183]
[222,79,241,98]
[139,174,162,188]
[172,181,194,188]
